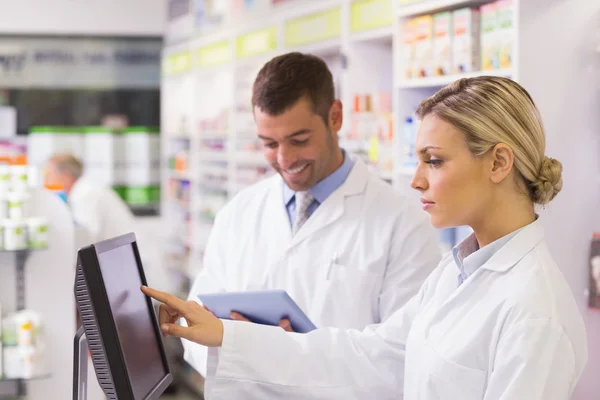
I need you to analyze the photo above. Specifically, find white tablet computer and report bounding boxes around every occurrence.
[198,289,317,333]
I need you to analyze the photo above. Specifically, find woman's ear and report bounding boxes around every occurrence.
[488,143,514,184]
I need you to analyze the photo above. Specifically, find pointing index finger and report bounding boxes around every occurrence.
[141,286,187,313]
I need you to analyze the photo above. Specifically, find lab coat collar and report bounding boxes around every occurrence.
[479,217,545,273]
[285,156,369,247]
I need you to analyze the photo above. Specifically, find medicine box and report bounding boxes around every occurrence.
[496,0,515,69]
[433,12,453,76]
[452,8,481,73]
[480,2,499,71]
[401,18,416,79]
[414,15,434,78]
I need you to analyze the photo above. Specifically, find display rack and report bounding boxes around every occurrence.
[160,0,522,394]
[0,188,77,400]
[0,250,35,398]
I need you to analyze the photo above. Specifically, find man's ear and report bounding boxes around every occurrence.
[488,143,515,184]
[329,100,343,131]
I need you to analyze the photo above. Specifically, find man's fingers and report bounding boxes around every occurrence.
[160,323,194,341]
[230,311,250,322]
[158,304,179,326]
[142,286,187,313]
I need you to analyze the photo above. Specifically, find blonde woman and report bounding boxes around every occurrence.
[143,77,588,400]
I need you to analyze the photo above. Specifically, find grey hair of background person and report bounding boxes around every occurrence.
[49,153,85,180]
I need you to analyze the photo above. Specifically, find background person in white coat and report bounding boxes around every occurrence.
[143,76,588,400]
[45,153,169,291]
[46,153,136,243]
[181,52,442,377]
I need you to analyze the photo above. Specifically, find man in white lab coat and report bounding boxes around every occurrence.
[45,153,168,290]
[184,52,441,377]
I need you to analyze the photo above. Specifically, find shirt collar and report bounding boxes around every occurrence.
[453,226,525,282]
[283,149,354,206]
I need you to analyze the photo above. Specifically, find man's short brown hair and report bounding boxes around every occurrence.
[251,52,335,124]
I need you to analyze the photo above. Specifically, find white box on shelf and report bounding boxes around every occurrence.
[414,15,434,78]
[452,7,481,73]
[433,11,453,76]
[0,107,16,138]
[401,18,417,79]
[123,127,159,186]
[480,1,499,71]
[496,0,515,70]
[83,127,118,188]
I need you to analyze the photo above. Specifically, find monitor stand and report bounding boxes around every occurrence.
[72,327,88,400]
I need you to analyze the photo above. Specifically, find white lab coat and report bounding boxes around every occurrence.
[203,218,588,400]
[69,176,137,243]
[184,158,442,376]
[68,176,169,291]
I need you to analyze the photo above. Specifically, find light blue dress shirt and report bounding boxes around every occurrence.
[453,227,524,286]
[282,149,354,228]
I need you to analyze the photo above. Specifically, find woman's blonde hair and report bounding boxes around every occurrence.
[416,76,562,205]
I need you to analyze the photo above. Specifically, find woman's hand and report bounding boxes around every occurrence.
[141,285,224,347]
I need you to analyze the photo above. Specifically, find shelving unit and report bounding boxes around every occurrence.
[160,0,599,396]
[0,249,36,398]
[396,67,512,88]
[397,0,490,17]
[161,0,521,278]
[0,187,78,400]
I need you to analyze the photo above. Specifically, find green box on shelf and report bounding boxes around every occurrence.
[112,186,127,201]
[150,186,161,203]
[125,186,160,205]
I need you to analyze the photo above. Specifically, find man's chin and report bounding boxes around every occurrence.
[280,176,311,192]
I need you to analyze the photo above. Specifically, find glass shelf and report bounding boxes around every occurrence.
[0,247,48,254]
[0,374,52,382]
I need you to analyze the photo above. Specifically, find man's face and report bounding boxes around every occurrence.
[255,96,343,192]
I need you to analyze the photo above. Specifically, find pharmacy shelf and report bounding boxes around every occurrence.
[379,170,394,181]
[397,68,513,89]
[167,170,192,181]
[0,375,52,399]
[286,38,343,58]
[198,151,228,162]
[162,0,522,289]
[350,26,394,44]
[398,166,417,176]
[234,151,269,167]
[199,132,229,140]
[166,134,192,140]
[397,0,491,17]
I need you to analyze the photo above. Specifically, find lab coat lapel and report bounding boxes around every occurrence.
[425,218,546,327]
[289,159,369,248]
[267,175,293,248]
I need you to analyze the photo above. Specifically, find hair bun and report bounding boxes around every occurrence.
[531,156,563,205]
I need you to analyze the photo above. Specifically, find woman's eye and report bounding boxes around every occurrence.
[424,159,443,167]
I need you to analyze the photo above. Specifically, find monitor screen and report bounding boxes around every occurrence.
[96,243,167,399]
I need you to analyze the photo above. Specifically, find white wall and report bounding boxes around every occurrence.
[519,0,600,398]
[0,0,165,37]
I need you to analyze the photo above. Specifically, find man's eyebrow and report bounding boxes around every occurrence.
[258,129,311,141]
